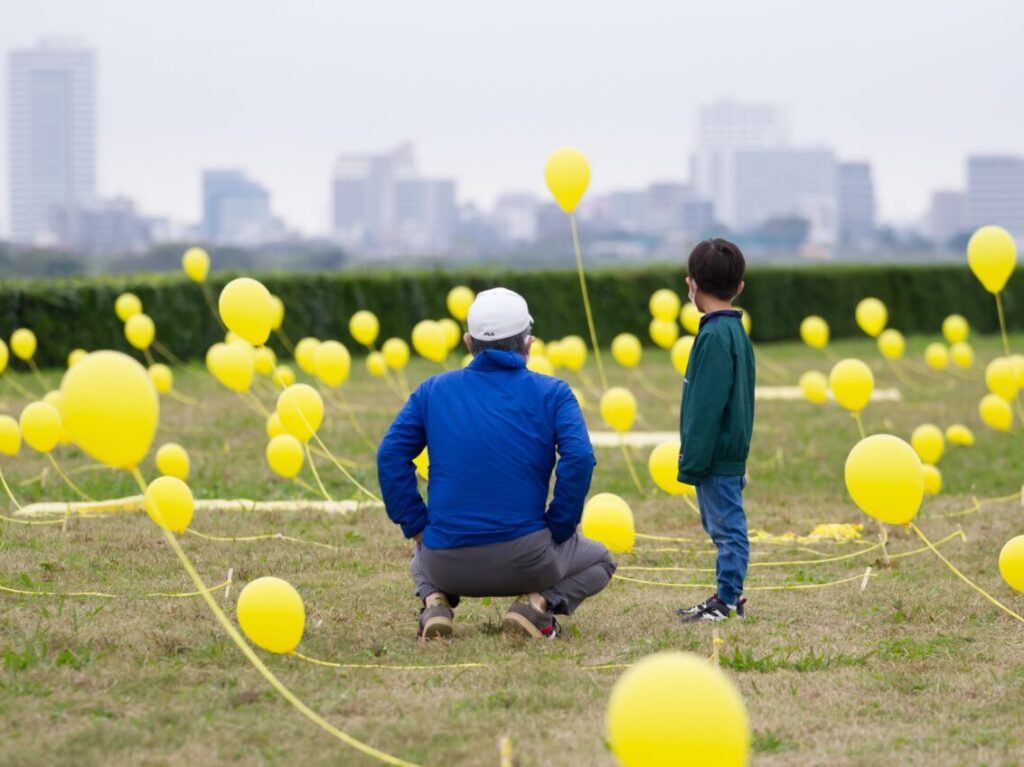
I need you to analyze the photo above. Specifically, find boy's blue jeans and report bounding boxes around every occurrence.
[695,474,749,606]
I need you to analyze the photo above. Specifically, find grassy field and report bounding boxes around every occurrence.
[1,333,1023,767]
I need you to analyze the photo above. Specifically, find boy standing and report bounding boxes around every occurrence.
[676,239,755,622]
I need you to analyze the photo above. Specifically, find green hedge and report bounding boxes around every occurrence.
[0,263,1020,367]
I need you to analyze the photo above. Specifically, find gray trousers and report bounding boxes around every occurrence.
[410,528,616,615]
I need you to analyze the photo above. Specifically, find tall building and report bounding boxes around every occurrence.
[202,170,282,245]
[926,190,966,245]
[7,38,96,245]
[492,193,539,243]
[965,155,1024,237]
[691,100,788,227]
[837,162,876,248]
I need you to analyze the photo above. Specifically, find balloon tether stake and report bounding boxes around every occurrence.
[860,566,872,592]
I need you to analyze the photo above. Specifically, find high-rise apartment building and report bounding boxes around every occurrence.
[837,162,876,248]
[202,170,282,245]
[965,155,1024,237]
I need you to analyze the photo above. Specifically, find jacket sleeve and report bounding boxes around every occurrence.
[376,387,429,539]
[546,384,596,543]
[678,333,733,482]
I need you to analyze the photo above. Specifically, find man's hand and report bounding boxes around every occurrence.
[413,532,423,544]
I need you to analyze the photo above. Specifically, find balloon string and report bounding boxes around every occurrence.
[290,651,488,671]
[143,348,157,366]
[613,570,874,591]
[1,582,116,598]
[0,466,24,510]
[308,446,365,469]
[47,454,94,502]
[152,340,186,367]
[311,431,381,503]
[631,369,676,401]
[322,387,378,452]
[167,388,198,406]
[852,412,867,440]
[885,358,934,397]
[683,495,701,516]
[26,358,48,392]
[909,522,1024,624]
[293,476,321,497]
[569,214,608,391]
[186,527,341,552]
[995,292,1012,356]
[397,370,411,399]
[823,347,840,362]
[618,438,647,496]
[201,282,227,331]
[3,374,37,398]
[932,490,1022,518]
[304,443,334,502]
[274,327,296,353]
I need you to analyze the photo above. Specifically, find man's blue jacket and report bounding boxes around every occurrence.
[377,349,596,550]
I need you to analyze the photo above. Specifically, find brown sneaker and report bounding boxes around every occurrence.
[417,595,454,641]
[502,599,560,639]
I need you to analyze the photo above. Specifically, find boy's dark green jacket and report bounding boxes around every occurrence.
[678,310,755,485]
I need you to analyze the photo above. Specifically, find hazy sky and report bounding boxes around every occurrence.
[2,0,1023,236]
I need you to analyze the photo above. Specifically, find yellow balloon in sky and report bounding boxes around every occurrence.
[144,475,194,533]
[680,302,703,335]
[124,313,156,351]
[606,651,749,767]
[580,495,635,553]
[985,357,1019,401]
[949,341,974,369]
[438,318,462,351]
[910,424,944,465]
[923,342,949,370]
[313,340,351,387]
[0,415,21,457]
[19,401,61,454]
[266,412,286,439]
[381,338,410,370]
[942,314,969,344]
[266,434,305,478]
[182,246,210,282]
[148,363,173,394]
[60,351,159,469]
[922,464,942,496]
[272,365,295,387]
[559,336,588,371]
[293,337,320,375]
[800,316,830,349]
[877,329,905,360]
[648,441,695,496]
[799,370,828,404]
[999,536,1024,592]
[412,320,448,363]
[254,346,277,376]
[611,333,642,369]
[979,393,1013,432]
[366,351,388,378]
[649,318,679,350]
[276,384,323,442]
[269,295,285,331]
[844,434,924,525]
[967,225,1017,294]
[349,310,380,347]
[10,328,37,361]
[115,292,143,322]
[855,298,887,338]
[0,338,8,374]
[413,447,429,481]
[600,387,637,433]
[945,424,975,446]
[544,146,590,214]
[219,277,273,346]
[526,355,555,376]
[670,335,695,376]
[67,348,87,369]
[236,576,305,654]
[155,442,190,480]
[649,289,681,322]
[447,286,475,322]
[828,359,873,413]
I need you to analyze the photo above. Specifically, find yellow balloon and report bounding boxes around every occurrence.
[649,319,679,350]
[236,576,305,654]
[967,225,1017,294]
[910,424,944,465]
[606,651,749,767]
[559,336,588,371]
[60,351,159,469]
[412,320,448,363]
[737,307,751,335]
[585,493,630,515]
[877,329,905,360]
[799,370,828,404]
[828,359,873,413]
[798,316,829,349]
[413,447,429,481]
[43,389,63,411]
[611,333,642,369]
[294,337,321,375]
[999,536,1024,592]
[526,355,555,376]
[950,341,974,369]
[115,292,143,322]
[276,384,323,442]
[67,348,87,368]
[580,495,634,553]
[945,424,975,446]
[447,286,475,322]
[854,298,887,338]
[148,363,173,394]
[942,314,969,344]
[269,295,285,331]
[986,357,1019,401]
[313,340,351,387]
[600,387,637,433]
[366,351,388,377]
[570,387,585,410]
[531,338,547,357]
[124,313,155,351]
[349,310,380,346]
[670,336,695,376]
[266,434,305,478]
[544,146,590,214]
[272,365,295,387]
[979,393,1013,432]
[648,441,695,496]
[0,338,8,374]
[680,302,703,335]
[923,343,949,371]
[182,246,210,282]
[544,341,563,369]
[19,402,61,454]
[254,346,277,376]
[0,415,21,457]
[1009,354,1024,388]
[649,289,681,322]
[461,353,473,368]
[144,475,194,533]
[209,342,254,392]
[382,338,411,370]
[11,328,37,361]
[844,434,924,525]
[438,318,463,351]
[266,412,286,439]
[219,277,273,346]
[155,442,190,480]
[921,464,942,496]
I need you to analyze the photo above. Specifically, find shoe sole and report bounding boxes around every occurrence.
[420,616,453,640]
[502,611,544,639]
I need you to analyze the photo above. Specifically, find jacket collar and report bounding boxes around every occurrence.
[699,309,743,329]
[468,349,528,372]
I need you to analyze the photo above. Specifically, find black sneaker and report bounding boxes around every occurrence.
[676,593,718,618]
[680,595,745,623]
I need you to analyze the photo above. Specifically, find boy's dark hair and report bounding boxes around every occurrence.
[687,238,746,300]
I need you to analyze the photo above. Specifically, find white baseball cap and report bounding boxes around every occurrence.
[467,287,533,341]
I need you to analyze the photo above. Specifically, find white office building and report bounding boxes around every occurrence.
[7,38,96,245]
[926,190,966,245]
[965,155,1024,238]
[837,162,876,248]
[202,170,283,245]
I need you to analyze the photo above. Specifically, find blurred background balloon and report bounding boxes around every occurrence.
[156,442,190,480]
[276,384,324,442]
[800,316,830,349]
[182,246,210,282]
[611,334,642,369]
[855,298,887,338]
[967,225,1016,294]
[600,387,637,433]
[800,370,829,404]
[349,310,380,347]
[828,359,873,412]
[266,434,305,478]
[219,277,273,346]
[144,475,194,533]
[544,147,590,214]
[10,328,37,361]
[446,286,475,322]
[125,314,155,351]
[115,292,143,322]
